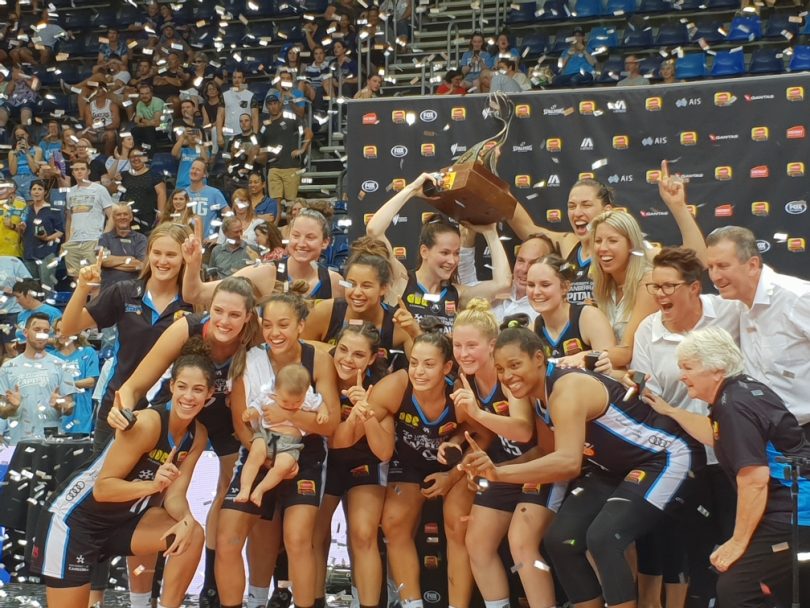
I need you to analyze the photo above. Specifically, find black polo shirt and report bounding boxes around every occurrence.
[86,279,192,416]
[259,114,302,169]
[120,169,163,230]
[710,374,810,525]
[98,229,148,287]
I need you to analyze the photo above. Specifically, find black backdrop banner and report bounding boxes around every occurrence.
[346,73,810,279]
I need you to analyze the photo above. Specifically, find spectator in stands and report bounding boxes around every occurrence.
[9,8,67,66]
[159,188,200,237]
[221,188,262,248]
[103,132,135,190]
[334,14,359,51]
[60,126,78,165]
[359,6,387,72]
[8,125,42,199]
[254,220,286,262]
[187,158,228,243]
[155,21,193,63]
[96,29,129,67]
[493,31,520,65]
[254,92,313,207]
[436,70,466,95]
[12,278,63,342]
[153,51,188,114]
[0,180,26,257]
[0,68,9,143]
[71,138,107,183]
[246,171,279,224]
[172,126,208,190]
[202,80,225,153]
[354,74,383,99]
[80,84,120,157]
[173,98,204,141]
[129,0,163,34]
[659,59,680,84]
[208,217,258,278]
[490,58,529,92]
[98,203,148,287]
[128,59,156,98]
[325,0,363,23]
[0,312,74,444]
[224,113,259,195]
[132,83,166,150]
[324,40,358,99]
[51,319,99,436]
[223,68,258,142]
[6,66,40,127]
[461,33,495,88]
[267,69,307,120]
[553,27,596,87]
[618,54,650,86]
[188,52,224,90]
[380,0,413,44]
[20,179,63,290]
[304,45,332,107]
[63,159,114,278]
[120,146,166,231]
[477,69,492,93]
[0,254,31,357]
[36,120,67,182]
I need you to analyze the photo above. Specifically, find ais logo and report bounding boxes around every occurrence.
[750,126,769,141]
[515,104,531,118]
[714,166,733,181]
[362,145,377,159]
[546,138,562,152]
[751,202,770,216]
[645,97,662,111]
[612,135,629,149]
[786,86,804,102]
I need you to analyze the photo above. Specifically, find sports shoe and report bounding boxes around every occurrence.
[199,587,221,608]
[267,587,293,608]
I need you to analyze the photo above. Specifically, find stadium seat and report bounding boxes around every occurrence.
[690,21,726,44]
[639,54,662,77]
[587,27,619,53]
[710,50,746,77]
[622,26,654,47]
[151,153,179,179]
[537,0,570,18]
[748,48,784,74]
[247,21,278,42]
[222,24,248,46]
[596,57,624,82]
[302,0,330,12]
[672,0,704,10]
[574,0,606,17]
[249,81,273,100]
[88,7,117,29]
[726,15,762,42]
[655,23,690,46]
[57,34,91,57]
[116,3,142,24]
[801,18,810,36]
[605,0,636,13]
[277,22,304,43]
[764,14,800,39]
[706,0,738,7]
[639,0,671,12]
[189,25,220,48]
[789,45,810,71]
[675,52,706,78]
[551,30,576,54]
[521,32,550,55]
[507,2,539,23]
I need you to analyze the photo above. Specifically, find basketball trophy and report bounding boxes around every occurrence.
[420,92,519,224]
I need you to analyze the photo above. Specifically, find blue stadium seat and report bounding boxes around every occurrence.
[655,23,690,46]
[789,45,810,71]
[764,14,800,39]
[61,9,93,29]
[748,48,784,74]
[605,0,636,13]
[639,54,662,77]
[326,233,349,268]
[88,7,117,29]
[222,24,248,46]
[189,26,220,48]
[710,50,745,77]
[726,15,762,42]
[639,0,671,11]
[706,0,738,7]
[266,0,303,16]
[302,0,330,12]
[596,57,624,82]
[587,26,619,53]
[151,153,179,179]
[574,0,606,16]
[551,30,576,54]
[622,26,654,47]
[673,0,704,10]
[802,18,810,35]
[690,21,726,44]
[57,34,91,57]
[276,22,304,43]
[247,21,278,42]
[42,92,72,113]
[537,0,570,18]
[521,32,550,55]
[675,52,706,78]
[116,3,142,24]
[507,2,539,23]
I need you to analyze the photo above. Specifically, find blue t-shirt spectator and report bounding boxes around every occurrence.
[17,303,62,343]
[187,185,228,242]
[51,345,100,435]
[175,146,198,190]
[560,49,595,76]
[0,257,31,314]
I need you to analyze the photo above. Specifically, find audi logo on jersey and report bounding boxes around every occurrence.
[648,435,672,448]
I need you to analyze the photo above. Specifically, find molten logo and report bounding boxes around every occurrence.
[612,135,629,149]
[787,162,805,177]
[751,202,770,216]
[363,145,377,159]
[362,113,378,125]
[750,166,769,179]
[714,166,733,181]
[645,97,662,111]
[680,131,698,146]
[515,104,531,118]
[750,126,769,141]
[451,107,466,120]
[546,138,562,152]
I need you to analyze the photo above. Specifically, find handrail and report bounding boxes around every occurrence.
[447,21,460,65]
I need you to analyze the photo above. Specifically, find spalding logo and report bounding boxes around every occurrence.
[420,109,438,122]
[391,145,408,158]
[361,180,379,193]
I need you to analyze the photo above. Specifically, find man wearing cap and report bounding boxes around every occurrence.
[155,21,192,63]
[553,27,596,87]
[253,92,313,205]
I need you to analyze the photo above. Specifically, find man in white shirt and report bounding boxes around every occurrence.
[63,160,114,277]
[459,233,554,323]
[222,69,258,143]
[706,226,810,434]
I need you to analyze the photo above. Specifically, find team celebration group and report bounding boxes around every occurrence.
[14,167,810,608]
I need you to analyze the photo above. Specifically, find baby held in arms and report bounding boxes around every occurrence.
[236,363,329,506]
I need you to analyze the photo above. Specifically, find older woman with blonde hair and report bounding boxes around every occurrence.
[644,326,810,608]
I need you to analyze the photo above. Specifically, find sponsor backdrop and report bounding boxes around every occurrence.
[346,73,810,279]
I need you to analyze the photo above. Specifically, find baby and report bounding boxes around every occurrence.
[236,363,329,506]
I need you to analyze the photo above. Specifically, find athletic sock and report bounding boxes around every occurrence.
[246,584,270,608]
[402,600,424,608]
[202,547,217,591]
[484,600,511,608]
[130,591,151,608]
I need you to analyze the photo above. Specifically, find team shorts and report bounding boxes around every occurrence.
[474,480,568,513]
[325,450,388,497]
[387,454,448,486]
